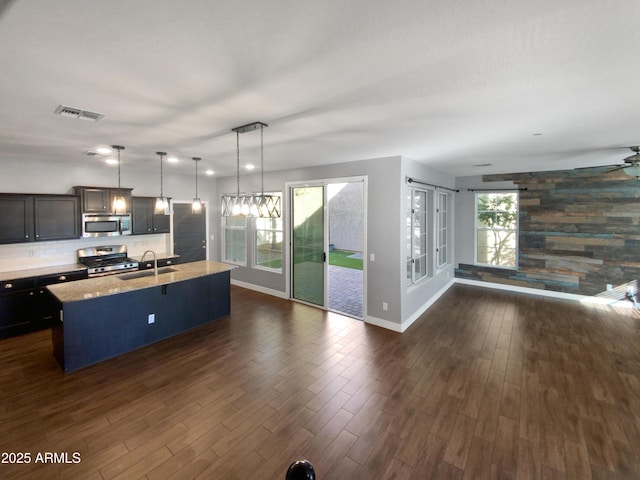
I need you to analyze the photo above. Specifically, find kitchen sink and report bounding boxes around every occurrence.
[117,267,178,280]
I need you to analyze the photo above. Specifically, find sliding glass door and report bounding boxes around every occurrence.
[291,186,325,306]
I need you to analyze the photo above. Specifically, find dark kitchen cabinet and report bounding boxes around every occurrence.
[0,278,36,338]
[34,195,80,241]
[0,195,34,244]
[75,186,133,214]
[0,269,88,339]
[132,197,171,235]
[0,194,80,244]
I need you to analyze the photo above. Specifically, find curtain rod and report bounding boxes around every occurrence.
[406,177,459,193]
[467,188,528,192]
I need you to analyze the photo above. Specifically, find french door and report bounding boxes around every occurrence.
[291,185,326,306]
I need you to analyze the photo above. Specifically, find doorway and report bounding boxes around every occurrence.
[173,203,207,263]
[290,178,365,319]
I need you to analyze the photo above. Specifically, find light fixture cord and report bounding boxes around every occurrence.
[260,124,265,196]
[117,148,121,189]
[159,153,164,198]
[236,130,241,197]
[195,158,199,198]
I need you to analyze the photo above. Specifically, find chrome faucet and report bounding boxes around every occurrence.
[140,250,158,276]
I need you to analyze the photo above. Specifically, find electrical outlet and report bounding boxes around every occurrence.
[148,313,155,324]
[370,253,375,261]
[383,302,388,311]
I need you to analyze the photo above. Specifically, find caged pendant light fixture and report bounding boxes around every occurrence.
[221,122,281,218]
[155,151,170,214]
[111,145,127,214]
[192,157,203,214]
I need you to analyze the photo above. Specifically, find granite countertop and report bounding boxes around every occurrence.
[47,260,235,303]
[0,263,87,282]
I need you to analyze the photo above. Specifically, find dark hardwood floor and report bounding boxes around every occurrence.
[1,284,640,479]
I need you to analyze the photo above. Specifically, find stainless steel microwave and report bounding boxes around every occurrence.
[81,213,132,237]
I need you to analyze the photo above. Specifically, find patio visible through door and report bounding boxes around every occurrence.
[290,179,365,319]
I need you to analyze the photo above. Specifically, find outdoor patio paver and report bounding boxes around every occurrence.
[328,265,363,319]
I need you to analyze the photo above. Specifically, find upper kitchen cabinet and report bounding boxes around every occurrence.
[75,186,133,214]
[34,195,80,241]
[0,195,34,243]
[0,194,80,244]
[132,197,171,235]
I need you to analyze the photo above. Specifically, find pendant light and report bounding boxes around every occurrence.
[192,157,203,213]
[155,151,170,214]
[221,121,281,218]
[111,145,127,214]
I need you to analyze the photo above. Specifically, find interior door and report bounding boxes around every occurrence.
[173,203,207,263]
[291,186,325,306]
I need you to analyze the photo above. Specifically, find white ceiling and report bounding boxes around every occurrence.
[1,0,639,178]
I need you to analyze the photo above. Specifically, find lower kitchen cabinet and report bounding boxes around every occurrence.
[0,270,88,339]
[52,269,230,372]
[0,280,35,338]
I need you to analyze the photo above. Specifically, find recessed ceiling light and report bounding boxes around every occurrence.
[205,169,214,176]
[95,146,112,155]
[245,164,255,170]
[533,132,543,136]
[473,163,492,167]
[167,156,179,163]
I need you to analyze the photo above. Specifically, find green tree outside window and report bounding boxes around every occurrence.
[476,193,518,267]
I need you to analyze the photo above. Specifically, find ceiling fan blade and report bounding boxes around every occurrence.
[574,164,622,170]
[605,165,628,173]
[623,153,640,162]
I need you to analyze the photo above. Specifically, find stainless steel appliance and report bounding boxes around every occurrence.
[78,245,139,277]
[81,213,132,238]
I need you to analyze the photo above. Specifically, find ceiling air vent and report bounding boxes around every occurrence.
[54,105,105,122]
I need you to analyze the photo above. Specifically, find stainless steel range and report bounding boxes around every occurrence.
[78,245,139,277]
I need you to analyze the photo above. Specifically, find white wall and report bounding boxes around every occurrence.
[0,157,218,270]
[216,156,404,326]
[400,157,456,331]
[215,155,458,330]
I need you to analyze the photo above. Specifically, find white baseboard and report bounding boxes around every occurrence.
[230,279,289,299]
[454,278,632,306]
[363,315,403,333]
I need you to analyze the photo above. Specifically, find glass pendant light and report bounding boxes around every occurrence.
[111,145,127,214]
[192,157,203,213]
[155,151,170,214]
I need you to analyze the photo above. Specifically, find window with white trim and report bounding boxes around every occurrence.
[475,192,518,268]
[436,192,448,268]
[254,193,283,272]
[406,188,429,285]
[223,216,247,265]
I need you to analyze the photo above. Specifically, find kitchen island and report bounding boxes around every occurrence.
[47,260,234,373]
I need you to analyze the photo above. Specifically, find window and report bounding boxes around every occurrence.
[254,194,283,272]
[406,188,429,285]
[436,192,448,268]
[475,192,518,268]
[223,216,247,265]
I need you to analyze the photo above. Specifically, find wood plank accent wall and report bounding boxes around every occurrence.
[455,167,640,298]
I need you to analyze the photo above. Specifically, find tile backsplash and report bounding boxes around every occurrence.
[0,235,171,273]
